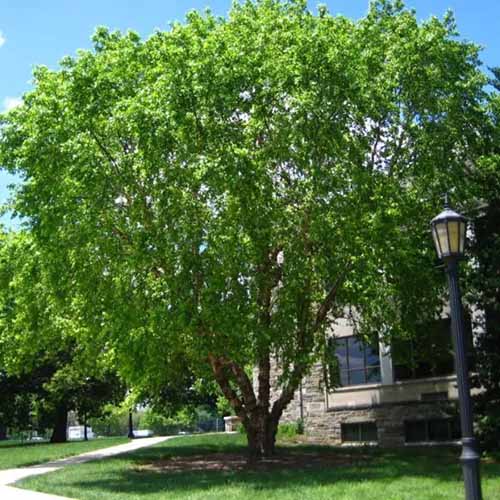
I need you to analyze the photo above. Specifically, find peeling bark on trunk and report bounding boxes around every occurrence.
[243,397,290,460]
[210,351,303,462]
[50,404,68,443]
[263,418,278,456]
[245,420,262,463]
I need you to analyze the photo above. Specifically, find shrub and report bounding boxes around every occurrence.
[277,422,299,439]
[476,413,500,451]
[296,418,305,435]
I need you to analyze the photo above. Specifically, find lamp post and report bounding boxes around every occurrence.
[431,200,482,500]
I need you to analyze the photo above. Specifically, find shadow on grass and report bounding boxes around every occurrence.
[0,440,49,450]
[46,440,500,497]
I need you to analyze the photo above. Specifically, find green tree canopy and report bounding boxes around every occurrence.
[0,0,489,457]
[0,232,125,441]
[466,66,500,450]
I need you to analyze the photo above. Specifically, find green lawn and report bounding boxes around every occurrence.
[17,433,500,499]
[0,437,129,470]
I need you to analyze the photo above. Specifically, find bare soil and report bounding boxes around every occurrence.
[136,450,370,473]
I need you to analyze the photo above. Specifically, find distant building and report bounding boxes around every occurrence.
[68,426,95,440]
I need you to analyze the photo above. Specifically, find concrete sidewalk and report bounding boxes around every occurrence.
[0,436,173,499]
[0,485,71,499]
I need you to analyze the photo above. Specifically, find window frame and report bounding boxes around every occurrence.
[404,417,461,444]
[392,315,474,383]
[330,335,381,387]
[341,421,378,443]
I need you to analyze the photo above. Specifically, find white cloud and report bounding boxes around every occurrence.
[0,31,5,47]
[2,96,22,112]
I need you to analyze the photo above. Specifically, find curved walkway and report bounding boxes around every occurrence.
[0,436,173,499]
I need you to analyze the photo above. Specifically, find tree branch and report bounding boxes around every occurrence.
[257,351,271,410]
[88,129,122,179]
[208,354,247,420]
[270,360,305,422]
[255,246,282,410]
[226,359,258,413]
[313,262,352,332]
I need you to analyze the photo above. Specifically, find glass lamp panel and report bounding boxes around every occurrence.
[432,227,442,258]
[435,222,450,256]
[459,220,466,254]
[448,220,460,254]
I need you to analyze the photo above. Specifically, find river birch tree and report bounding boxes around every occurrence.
[0,0,488,458]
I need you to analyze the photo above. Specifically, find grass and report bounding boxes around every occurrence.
[0,436,129,470]
[17,433,500,499]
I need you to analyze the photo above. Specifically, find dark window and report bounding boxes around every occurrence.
[393,314,475,382]
[392,318,455,381]
[451,418,462,440]
[404,418,461,443]
[405,420,427,443]
[421,392,448,402]
[341,422,378,443]
[328,336,381,387]
[428,419,451,441]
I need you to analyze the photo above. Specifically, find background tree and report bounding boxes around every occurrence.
[133,368,218,419]
[0,371,40,440]
[75,372,126,440]
[0,0,489,458]
[38,365,125,441]
[0,232,125,442]
[467,67,500,450]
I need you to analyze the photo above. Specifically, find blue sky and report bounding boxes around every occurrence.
[1,0,499,226]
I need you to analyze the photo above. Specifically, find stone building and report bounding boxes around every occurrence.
[277,314,473,447]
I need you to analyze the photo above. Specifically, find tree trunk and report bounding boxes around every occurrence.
[0,424,7,441]
[244,411,280,462]
[50,404,68,443]
[209,352,304,462]
[263,417,278,456]
[245,420,262,463]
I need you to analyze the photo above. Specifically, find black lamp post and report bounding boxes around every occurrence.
[431,200,482,500]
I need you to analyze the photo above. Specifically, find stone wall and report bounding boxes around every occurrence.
[305,400,458,446]
[272,361,459,447]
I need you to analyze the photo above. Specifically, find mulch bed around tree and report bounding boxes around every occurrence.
[135,450,372,473]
